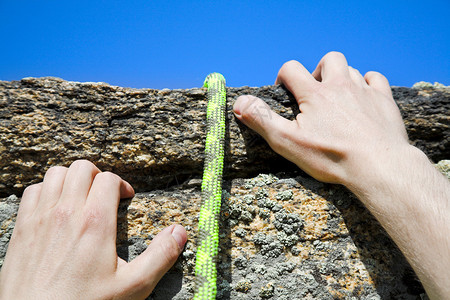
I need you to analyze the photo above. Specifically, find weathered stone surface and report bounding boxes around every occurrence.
[0,78,448,299]
[3,170,445,299]
[436,160,450,179]
[0,77,449,197]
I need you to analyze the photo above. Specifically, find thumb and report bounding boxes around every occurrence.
[115,224,187,299]
[233,95,297,150]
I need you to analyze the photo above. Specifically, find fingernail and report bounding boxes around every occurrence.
[171,225,187,251]
[233,95,250,116]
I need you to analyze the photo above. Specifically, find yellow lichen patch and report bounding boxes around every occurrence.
[124,192,202,247]
[0,217,15,232]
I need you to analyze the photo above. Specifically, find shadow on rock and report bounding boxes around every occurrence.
[322,184,425,299]
[116,197,185,299]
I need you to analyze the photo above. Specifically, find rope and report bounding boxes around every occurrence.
[194,73,226,299]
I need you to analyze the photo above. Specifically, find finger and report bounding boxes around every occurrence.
[88,172,134,201]
[59,160,101,206]
[115,225,187,298]
[312,51,350,82]
[233,95,298,150]
[275,60,318,103]
[364,71,392,97]
[348,66,367,87]
[16,183,43,222]
[36,166,68,211]
[84,172,134,236]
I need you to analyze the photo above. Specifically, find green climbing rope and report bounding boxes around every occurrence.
[194,73,226,299]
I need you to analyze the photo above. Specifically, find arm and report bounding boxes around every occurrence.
[233,52,450,299]
[0,160,187,299]
[348,145,450,300]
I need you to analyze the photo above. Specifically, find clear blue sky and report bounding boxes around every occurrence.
[1,1,449,89]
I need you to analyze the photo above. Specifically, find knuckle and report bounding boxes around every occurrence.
[279,60,300,75]
[69,159,98,172]
[95,171,120,185]
[364,71,375,78]
[44,166,67,179]
[22,183,41,197]
[82,207,104,230]
[325,51,345,60]
[283,60,300,68]
[51,205,74,225]
[365,71,383,80]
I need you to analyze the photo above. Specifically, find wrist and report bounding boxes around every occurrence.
[343,144,450,299]
[343,144,428,204]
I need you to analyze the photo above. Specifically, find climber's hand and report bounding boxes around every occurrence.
[234,52,450,299]
[233,51,410,188]
[0,160,187,300]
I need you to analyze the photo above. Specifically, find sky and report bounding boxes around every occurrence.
[0,1,449,89]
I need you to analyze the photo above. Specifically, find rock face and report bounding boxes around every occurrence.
[0,77,449,197]
[0,78,449,299]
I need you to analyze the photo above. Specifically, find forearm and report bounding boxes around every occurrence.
[346,145,450,299]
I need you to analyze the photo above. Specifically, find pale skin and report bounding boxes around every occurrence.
[233,52,450,299]
[0,51,449,299]
[0,161,188,299]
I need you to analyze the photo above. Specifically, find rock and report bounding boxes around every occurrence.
[0,77,449,299]
[436,160,450,179]
[3,167,449,298]
[0,77,449,197]
[412,81,447,89]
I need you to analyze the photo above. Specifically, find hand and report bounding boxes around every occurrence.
[234,51,410,188]
[233,52,450,299]
[0,160,187,300]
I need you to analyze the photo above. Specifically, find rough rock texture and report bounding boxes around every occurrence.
[0,77,449,197]
[0,78,449,299]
